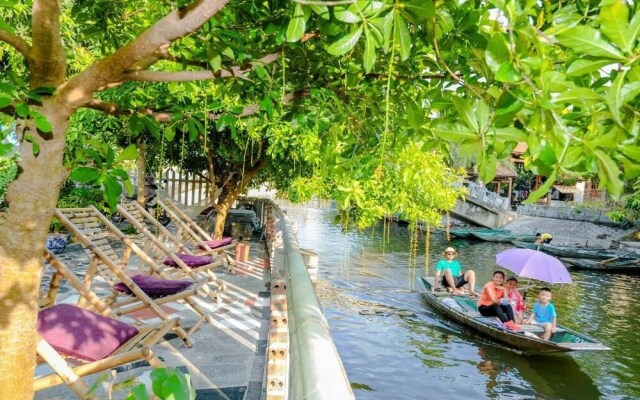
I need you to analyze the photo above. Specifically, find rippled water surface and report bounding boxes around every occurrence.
[284,206,640,400]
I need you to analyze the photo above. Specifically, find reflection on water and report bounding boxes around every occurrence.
[285,206,640,400]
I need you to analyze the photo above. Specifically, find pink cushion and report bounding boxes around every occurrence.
[163,253,213,268]
[37,304,139,362]
[197,237,234,250]
[113,274,192,298]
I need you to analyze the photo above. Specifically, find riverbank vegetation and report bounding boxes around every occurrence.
[2,0,640,397]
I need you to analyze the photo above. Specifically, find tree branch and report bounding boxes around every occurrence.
[82,90,307,122]
[122,33,319,83]
[0,30,32,59]
[61,0,232,106]
[83,100,174,122]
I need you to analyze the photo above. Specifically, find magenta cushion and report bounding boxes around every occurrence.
[37,304,139,362]
[113,274,192,298]
[198,237,234,250]
[163,253,213,268]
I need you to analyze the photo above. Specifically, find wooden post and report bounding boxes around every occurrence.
[137,141,146,207]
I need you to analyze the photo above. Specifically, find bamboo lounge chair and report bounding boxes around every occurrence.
[54,206,218,347]
[115,201,228,295]
[155,198,237,271]
[36,250,176,399]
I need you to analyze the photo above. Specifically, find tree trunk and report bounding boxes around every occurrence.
[0,100,71,400]
[212,162,265,239]
[213,181,237,239]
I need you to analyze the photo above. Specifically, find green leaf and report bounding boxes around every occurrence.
[334,6,361,23]
[350,1,385,19]
[600,0,631,53]
[116,144,138,162]
[16,102,28,118]
[406,98,423,128]
[286,4,306,43]
[30,110,52,133]
[69,167,101,183]
[125,384,151,400]
[103,174,123,211]
[554,88,601,105]
[594,149,623,197]
[433,123,477,141]
[620,144,640,160]
[451,97,478,132]
[556,26,625,60]
[566,59,614,76]
[394,13,411,61]
[621,158,640,179]
[327,27,363,56]
[495,62,522,84]
[164,125,176,141]
[628,7,640,45]
[493,127,526,142]
[606,70,627,126]
[209,53,222,72]
[403,0,435,21]
[0,94,11,108]
[485,34,510,73]
[523,171,557,204]
[479,153,497,183]
[620,81,640,106]
[106,148,115,166]
[363,27,376,73]
[310,4,330,20]
[475,100,490,133]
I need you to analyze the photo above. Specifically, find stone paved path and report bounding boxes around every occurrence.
[36,238,270,400]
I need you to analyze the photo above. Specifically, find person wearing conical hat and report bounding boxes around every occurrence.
[434,246,478,296]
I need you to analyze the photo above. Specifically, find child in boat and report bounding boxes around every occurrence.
[524,287,557,340]
[506,277,526,325]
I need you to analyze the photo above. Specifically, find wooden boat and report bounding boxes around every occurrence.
[470,231,537,243]
[562,257,640,271]
[449,228,507,239]
[512,241,639,260]
[418,276,610,354]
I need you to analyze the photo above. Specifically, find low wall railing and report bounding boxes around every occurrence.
[264,202,354,400]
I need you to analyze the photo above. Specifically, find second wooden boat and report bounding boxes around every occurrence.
[512,241,639,260]
[562,257,640,271]
[471,231,537,243]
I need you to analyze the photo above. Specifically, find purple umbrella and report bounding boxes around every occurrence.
[496,248,573,284]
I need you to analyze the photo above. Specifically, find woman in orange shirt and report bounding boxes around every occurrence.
[477,270,515,323]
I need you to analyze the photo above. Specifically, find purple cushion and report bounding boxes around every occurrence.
[163,253,213,268]
[113,274,192,298]
[197,237,234,250]
[37,304,139,362]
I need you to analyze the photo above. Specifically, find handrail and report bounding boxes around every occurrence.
[267,204,354,400]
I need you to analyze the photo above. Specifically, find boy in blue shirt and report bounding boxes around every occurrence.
[524,287,557,340]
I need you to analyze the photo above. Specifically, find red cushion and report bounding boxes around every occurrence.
[198,237,233,250]
[113,274,192,298]
[163,253,213,268]
[37,304,139,362]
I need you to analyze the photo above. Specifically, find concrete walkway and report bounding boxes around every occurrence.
[36,239,270,400]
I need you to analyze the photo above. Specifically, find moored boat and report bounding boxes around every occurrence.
[449,228,507,239]
[562,257,640,271]
[512,241,639,260]
[471,231,537,243]
[419,276,610,354]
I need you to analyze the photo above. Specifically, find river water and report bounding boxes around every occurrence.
[284,206,640,400]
